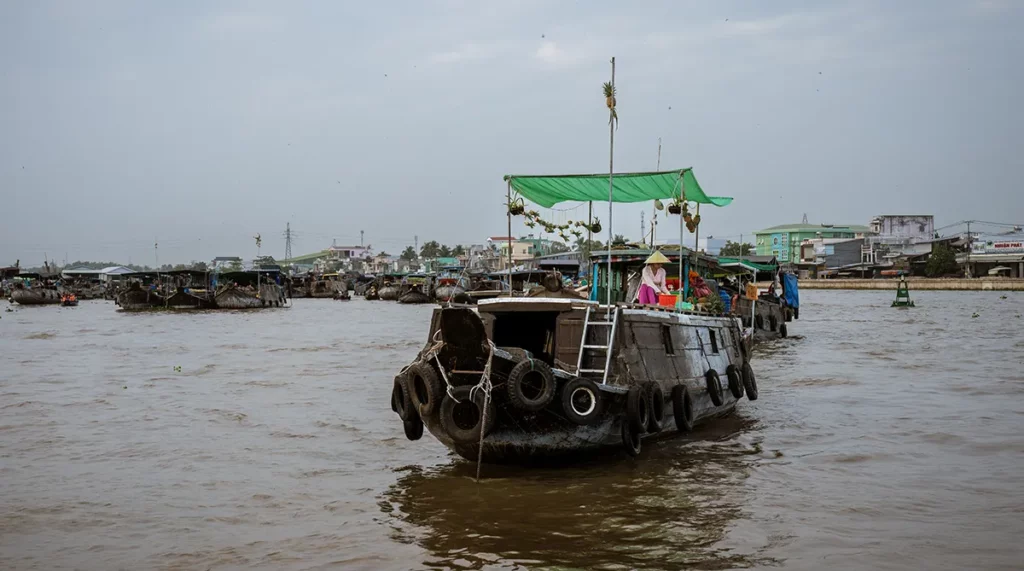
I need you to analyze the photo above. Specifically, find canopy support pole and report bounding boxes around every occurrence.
[506,180,513,297]
[678,181,685,304]
[606,56,615,312]
[694,203,700,252]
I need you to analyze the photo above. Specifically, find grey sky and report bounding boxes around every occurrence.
[2,0,1021,266]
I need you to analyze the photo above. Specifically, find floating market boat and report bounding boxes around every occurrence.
[10,274,62,305]
[391,168,757,462]
[59,293,79,307]
[214,270,287,309]
[309,273,341,298]
[433,266,470,302]
[115,280,165,310]
[378,274,404,301]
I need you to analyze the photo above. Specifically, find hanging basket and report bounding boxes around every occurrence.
[667,204,682,215]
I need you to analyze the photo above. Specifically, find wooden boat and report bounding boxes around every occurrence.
[391,166,747,461]
[10,281,61,305]
[163,287,213,309]
[434,267,469,302]
[309,273,340,298]
[60,294,79,306]
[392,299,756,463]
[398,285,433,304]
[116,282,165,310]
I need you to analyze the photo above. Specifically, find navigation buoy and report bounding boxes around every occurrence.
[891,276,915,308]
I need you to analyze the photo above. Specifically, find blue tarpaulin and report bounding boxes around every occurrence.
[782,273,800,308]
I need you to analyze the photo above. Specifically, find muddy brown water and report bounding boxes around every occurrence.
[1,292,1022,570]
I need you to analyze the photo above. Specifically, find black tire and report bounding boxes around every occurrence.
[672,385,694,432]
[621,421,641,457]
[403,417,424,441]
[561,377,603,425]
[742,361,759,401]
[409,361,443,418]
[626,385,650,434]
[439,385,496,444]
[645,382,665,434]
[794,307,799,320]
[769,314,778,332]
[785,308,793,322]
[392,375,416,421]
[726,365,744,400]
[755,314,764,330]
[506,359,556,412]
[779,323,788,338]
[705,370,724,407]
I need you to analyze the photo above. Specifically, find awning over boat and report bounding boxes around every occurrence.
[717,257,777,272]
[503,169,732,208]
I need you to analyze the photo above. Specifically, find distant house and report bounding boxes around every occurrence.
[327,244,373,260]
[754,223,873,263]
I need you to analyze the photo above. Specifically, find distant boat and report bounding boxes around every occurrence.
[214,270,287,309]
[10,275,61,305]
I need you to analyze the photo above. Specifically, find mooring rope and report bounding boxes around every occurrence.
[470,340,496,482]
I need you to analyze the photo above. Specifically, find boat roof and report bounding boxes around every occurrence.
[503,169,731,208]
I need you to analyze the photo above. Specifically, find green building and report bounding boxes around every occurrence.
[754,223,872,263]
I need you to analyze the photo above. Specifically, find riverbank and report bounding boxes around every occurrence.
[765,278,1024,290]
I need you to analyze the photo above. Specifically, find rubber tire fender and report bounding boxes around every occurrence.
[409,361,443,418]
[779,323,788,338]
[769,314,778,332]
[725,365,745,400]
[621,421,642,457]
[755,314,764,330]
[439,385,497,444]
[403,416,424,441]
[672,385,694,432]
[794,307,799,320]
[506,359,557,412]
[644,382,665,434]
[785,308,793,322]
[625,385,650,434]
[705,369,724,407]
[392,374,416,421]
[742,361,759,401]
[561,377,604,426]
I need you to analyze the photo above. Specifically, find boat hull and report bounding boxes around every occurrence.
[394,303,754,464]
[12,288,61,305]
[378,285,401,301]
[398,291,433,304]
[116,289,165,310]
[434,285,466,302]
[214,283,285,309]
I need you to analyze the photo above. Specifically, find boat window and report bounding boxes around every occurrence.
[709,329,719,354]
[661,325,675,355]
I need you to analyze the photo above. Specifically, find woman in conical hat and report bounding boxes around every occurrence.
[638,250,671,305]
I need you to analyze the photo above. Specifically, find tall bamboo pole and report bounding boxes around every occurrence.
[606,57,615,311]
[506,180,513,296]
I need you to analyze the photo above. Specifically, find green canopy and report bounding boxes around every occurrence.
[503,169,732,208]
[718,257,777,272]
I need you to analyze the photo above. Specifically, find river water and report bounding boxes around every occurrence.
[1,292,1022,570]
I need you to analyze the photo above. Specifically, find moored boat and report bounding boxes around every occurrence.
[309,273,341,298]
[10,275,62,305]
[392,167,751,462]
[116,281,165,310]
[214,270,287,309]
[433,266,470,302]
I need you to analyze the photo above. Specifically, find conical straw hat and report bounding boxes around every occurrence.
[644,251,670,265]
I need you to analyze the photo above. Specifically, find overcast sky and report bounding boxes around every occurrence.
[2,0,1021,266]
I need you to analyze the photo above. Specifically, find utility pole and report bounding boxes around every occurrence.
[283,223,293,261]
[640,211,645,246]
[154,238,159,269]
[414,235,418,256]
[652,137,661,247]
[360,230,364,248]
